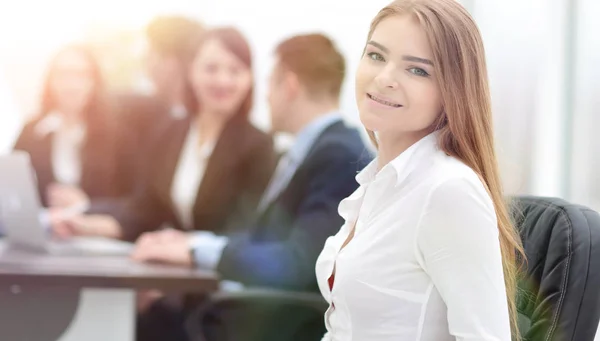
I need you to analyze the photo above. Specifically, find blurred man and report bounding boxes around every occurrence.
[112,15,204,191]
[132,33,372,341]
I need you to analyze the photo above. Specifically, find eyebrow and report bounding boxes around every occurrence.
[367,40,434,66]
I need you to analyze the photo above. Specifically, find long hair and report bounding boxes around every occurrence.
[366,0,525,338]
[190,27,253,119]
[37,44,118,193]
[38,44,108,123]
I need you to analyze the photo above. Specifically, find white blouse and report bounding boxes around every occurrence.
[170,122,215,230]
[35,113,86,186]
[315,132,511,341]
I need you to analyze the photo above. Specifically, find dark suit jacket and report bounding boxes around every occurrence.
[217,120,372,291]
[13,111,121,206]
[115,115,277,242]
[111,93,172,196]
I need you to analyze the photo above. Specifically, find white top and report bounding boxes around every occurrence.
[315,132,511,341]
[170,121,215,230]
[34,112,86,186]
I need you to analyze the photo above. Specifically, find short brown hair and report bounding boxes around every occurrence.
[146,15,203,63]
[275,33,345,100]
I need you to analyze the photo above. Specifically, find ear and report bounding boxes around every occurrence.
[284,71,301,99]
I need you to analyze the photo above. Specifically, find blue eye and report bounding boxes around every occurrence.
[366,52,385,62]
[408,67,429,77]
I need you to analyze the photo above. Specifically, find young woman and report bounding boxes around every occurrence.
[14,45,121,210]
[315,0,525,340]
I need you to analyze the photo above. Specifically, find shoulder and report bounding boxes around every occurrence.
[113,93,168,118]
[423,152,495,214]
[237,121,274,151]
[19,114,48,138]
[316,121,367,151]
[310,122,372,165]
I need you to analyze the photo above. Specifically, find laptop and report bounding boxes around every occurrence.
[0,151,133,256]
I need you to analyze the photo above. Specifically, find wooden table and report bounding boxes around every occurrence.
[0,241,219,341]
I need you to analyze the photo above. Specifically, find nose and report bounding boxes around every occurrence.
[374,63,399,90]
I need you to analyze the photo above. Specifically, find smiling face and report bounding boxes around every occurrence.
[190,38,252,118]
[356,14,443,143]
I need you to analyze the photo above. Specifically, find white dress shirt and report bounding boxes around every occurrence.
[315,132,511,341]
[171,121,215,230]
[34,112,86,186]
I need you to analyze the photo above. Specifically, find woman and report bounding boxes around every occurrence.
[315,0,525,340]
[14,45,121,210]
[57,28,277,243]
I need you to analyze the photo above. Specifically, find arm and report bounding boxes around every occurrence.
[216,144,367,290]
[417,178,512,341]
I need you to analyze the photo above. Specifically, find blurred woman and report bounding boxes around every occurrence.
[57,28,277,243]
[14,45,121,211]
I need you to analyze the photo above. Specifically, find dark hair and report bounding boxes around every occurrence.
[192,27,254,119]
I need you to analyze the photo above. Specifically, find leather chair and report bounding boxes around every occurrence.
[514,196,600,340]
[187,196,600,341]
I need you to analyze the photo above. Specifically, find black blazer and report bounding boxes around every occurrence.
[110,93,173,197]
[116,115,277,242]
[217,120,372,291]
[13,111,121,206]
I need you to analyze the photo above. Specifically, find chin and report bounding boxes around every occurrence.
[359,110,385,132]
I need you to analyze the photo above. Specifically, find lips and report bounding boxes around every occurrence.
[367,93,402,108]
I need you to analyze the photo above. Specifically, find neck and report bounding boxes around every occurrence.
[161,79,186,109]
[196,111,228,146]
[376,130,430,170]
[58,108,83,127]
[287,100,339,135]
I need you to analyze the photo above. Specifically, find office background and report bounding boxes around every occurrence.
[0,0,598,208]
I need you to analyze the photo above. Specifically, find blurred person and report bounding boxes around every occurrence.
[88,15,206,211]
[13,45,122,212]
[133,33,371,341]
[315,0,525,340]
[55,27,277,245]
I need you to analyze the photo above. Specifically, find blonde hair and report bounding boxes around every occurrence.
[365,0,525,338]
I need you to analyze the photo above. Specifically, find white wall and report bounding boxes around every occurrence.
[569,0,600,209]
[470,0,572,197]
[0,68,22,153]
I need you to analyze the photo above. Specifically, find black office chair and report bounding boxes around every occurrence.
[187,196,600,341]
[514,196,600,340]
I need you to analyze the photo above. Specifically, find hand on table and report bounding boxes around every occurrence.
[47,183,89,210]
[131,229,193,267]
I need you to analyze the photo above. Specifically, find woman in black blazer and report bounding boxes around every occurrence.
[14,44,121,209]
[56,28,277,242]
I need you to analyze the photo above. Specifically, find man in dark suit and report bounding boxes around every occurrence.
[132,33,371,340]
